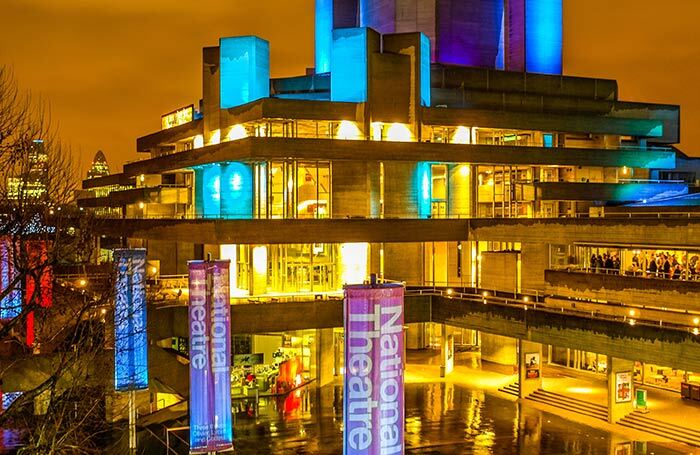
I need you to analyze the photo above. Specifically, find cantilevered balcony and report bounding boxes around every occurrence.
[119,137,676,177]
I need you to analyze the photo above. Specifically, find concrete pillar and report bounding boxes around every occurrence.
[314,328,335,387]
[440,324,454,378]
[480,333,517,367]
[607,357,635,423]
[406,323,428,349]
[521,242,547,291]
[220,162,253,219]
[383,162,420,218]
[331,161,372,217]
[250,245,268,295]
[518,340,543,398]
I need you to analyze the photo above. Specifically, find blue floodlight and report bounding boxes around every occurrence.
[331,28,368,102]
[525,0,562,74]
[220,36,270,108]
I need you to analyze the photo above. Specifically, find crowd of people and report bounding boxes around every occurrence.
[587,251,700,280]
[588,253,621,274]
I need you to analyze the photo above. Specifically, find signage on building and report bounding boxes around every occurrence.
[233,353,264,367]
[344,283,404,455]
[114,249,148,391]
[161,105,194,130]
[616,371,633,403]
[525,353,541,380]
[188,260,233,453]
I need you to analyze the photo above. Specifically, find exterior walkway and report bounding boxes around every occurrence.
[405,349,700,454]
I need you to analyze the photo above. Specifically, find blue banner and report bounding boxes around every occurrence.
[114,249,148,391]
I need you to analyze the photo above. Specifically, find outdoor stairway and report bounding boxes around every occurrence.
[498,382,520,397]
[618,411,700,447]
[525,389,608,421]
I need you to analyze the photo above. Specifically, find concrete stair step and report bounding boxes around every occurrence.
[498,382,520,396]
[532,389,608,412]
[618,419,700,447]
[527,389,608,420]
[526,395,608,420]
[619,412,700,444]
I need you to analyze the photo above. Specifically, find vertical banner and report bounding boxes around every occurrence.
[0,237,21,320]
[344,283,404,455]
[24,240,53,347]
[114,249,148,391]
[188,260,233,453]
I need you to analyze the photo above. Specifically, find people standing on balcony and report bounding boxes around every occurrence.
[590,254,597,272]
[596,254,604,273]
[662,255,671,279]
[647,256,658,277]
[604,254,614,274]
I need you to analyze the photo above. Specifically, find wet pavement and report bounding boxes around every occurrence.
[230,382,686,454]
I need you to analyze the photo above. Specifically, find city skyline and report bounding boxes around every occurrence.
[2,0,700,177]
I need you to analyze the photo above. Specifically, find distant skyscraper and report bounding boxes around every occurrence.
[87,150,110,180]
[7,140,48,201]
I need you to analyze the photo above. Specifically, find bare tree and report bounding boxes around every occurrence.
[0,65,115,454]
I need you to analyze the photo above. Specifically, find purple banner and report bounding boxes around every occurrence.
[188,260,233,453]
[344,284,405,455]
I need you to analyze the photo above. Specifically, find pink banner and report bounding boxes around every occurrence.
[188,260,232,453]
[344,283,405,455]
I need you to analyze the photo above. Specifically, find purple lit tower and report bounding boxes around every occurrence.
[315,0,562,74]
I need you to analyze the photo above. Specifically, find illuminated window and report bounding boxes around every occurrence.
[227,125,247,141]
[451,126,471,144]
[335,121,361,140]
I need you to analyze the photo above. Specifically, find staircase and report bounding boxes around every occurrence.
[619,411,700,447]
[498,382,520,397]
[525,389,608,421]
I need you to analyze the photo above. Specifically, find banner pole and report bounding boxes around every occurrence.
[129,389,136,454]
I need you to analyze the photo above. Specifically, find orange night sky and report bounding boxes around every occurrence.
[2,0,699,177]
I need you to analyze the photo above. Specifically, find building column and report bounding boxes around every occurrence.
[314,328,335,387]
[405,323,428,349]
[440,324,454,378]
[250,245,267,295]
[607,357,635,423]
[518,340,543,398]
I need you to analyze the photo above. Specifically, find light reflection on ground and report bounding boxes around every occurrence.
[229,381,685,454]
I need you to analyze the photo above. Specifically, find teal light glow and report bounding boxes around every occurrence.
[331,28,368,102]
[220,162,253,219]
[420,34,431,107]
[525,0,562,74]
[417,162,431,219]
[315,0,332,73]
[194,165,222,218]
[220,36,270,108]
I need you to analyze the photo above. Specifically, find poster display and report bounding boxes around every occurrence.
[616,371,633,403]
[344,283,404,455]
[188,260,233,453]
[525,353,541,379]
[114,249,148,391]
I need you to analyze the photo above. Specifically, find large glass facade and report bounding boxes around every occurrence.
[261,161,331,219]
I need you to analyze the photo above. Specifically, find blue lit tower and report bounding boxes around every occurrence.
[314,0,562,74]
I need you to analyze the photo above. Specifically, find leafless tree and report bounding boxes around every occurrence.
[0,65,116,454]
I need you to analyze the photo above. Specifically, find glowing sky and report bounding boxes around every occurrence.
[1,0,698,177]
